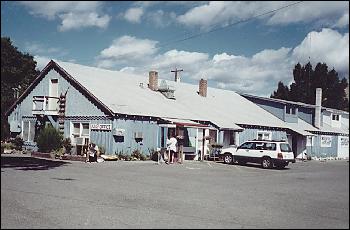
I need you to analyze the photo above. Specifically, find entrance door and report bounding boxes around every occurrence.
[49,79,58,110]
[292,135,298,158]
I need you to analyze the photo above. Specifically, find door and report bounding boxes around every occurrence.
[49,79,58,110]
[292,134,298,158]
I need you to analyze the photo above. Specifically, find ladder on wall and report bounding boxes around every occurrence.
[58,93,66,134]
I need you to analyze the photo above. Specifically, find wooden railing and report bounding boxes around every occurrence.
[32,96,60,115]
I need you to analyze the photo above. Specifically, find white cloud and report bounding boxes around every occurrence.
[292,28,349,77]
[34,56,53,70]
[177,1,349,30]
[95,28,348,96]
[24,42,68,57]
[146,10,177,28]
[333,13,349,28]
[96,36,158,68]
[123,7,144,23]
[59,12,110,31]
[18,1,110,31]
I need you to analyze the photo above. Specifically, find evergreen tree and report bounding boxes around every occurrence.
[271,62,349,111]
[1,37,39,140]
[271,81,290,100]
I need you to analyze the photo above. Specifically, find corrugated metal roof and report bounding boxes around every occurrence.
[286,118,317,136]
[55,61,291,130]
[315,123,349,135]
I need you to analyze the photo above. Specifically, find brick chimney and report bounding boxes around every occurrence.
[148,71,158,91]
[314,88,322,128]
[199,79,207,97]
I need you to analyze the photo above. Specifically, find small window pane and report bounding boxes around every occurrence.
[82,123,89,136]
[23,121,29,141]
[73,123,80,135]
[29,121,35,142]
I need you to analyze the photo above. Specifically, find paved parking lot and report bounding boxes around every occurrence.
[1,154,349,229]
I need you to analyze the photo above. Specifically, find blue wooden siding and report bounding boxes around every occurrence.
[298,107,314,124]
[111,119,159,155]
[238,128,287,145]
[306,135,338,157]
[8,69,106,132]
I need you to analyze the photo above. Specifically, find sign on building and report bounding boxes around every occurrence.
[90,124,112,131]
[340,137,349,147]
[320,135,332,147]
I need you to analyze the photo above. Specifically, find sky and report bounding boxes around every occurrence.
[1,1,349,96]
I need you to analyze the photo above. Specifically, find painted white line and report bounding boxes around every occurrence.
[207,162,213,168]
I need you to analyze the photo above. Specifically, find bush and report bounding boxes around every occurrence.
[11,136,23,150]
[2,142,15,150]
[36,125,63,153]
[62,138,72,154]
[99,145,106,155]
[131,149,148,161]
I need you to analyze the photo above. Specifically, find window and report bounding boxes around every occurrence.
[239,142,255,149]
[264,143,276,150]
[209,129,217,144]
[22,121,35,142]
[280,143,292,152]
[82,123,90,136]
[71,122,90,145]
[332,114,339,121]
[286,106,296,115]
[257,131,272,140]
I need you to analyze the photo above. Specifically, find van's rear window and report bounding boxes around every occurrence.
[280,143,292,152]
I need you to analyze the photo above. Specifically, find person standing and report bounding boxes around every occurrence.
[166,133,177,164]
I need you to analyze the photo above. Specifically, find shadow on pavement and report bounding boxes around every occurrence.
[214,161,291,170]
[1,156,71,171]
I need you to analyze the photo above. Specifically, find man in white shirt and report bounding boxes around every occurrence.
[166,134,177,164]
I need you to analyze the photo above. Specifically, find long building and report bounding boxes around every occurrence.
[241,93,349,159]
[6,60,349,159]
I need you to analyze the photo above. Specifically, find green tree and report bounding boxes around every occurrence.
[1,37,39,140]
[271,81,290,100]
[271,62,349,111]
[36,124,63,153]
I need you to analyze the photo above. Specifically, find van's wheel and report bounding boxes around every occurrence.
[261,157,272,169]
[223,153,233,164]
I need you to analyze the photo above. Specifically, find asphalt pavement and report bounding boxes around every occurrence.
[1,154,349,229]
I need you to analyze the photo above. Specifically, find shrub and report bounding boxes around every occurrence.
[11,136,23,150]
[62,138,72,154]
[99,145,106,155]
[36,125,63,153]
[131,149,148,161]
[2,142,15,150]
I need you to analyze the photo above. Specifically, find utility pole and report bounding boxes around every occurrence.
[171,68,183,82]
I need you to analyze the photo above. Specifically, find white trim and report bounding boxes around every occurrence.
[257,131,272,140]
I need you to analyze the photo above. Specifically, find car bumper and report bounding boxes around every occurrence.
[273,158,296,165]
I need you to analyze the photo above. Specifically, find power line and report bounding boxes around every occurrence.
[48,1,304,63]
[158,1,304,49]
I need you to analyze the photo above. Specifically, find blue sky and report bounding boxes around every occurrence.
[1,1,349,96]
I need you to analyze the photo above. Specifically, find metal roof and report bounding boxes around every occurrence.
[55,61,290,130]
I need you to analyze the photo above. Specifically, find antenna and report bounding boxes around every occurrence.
[171,68,183,82]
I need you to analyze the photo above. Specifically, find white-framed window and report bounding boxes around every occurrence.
[70,122,90,145]
[22,120,35,142]
[306,136,314,146]
[286,106,296,115]
[257,131,272,140]
[332,114,340,121]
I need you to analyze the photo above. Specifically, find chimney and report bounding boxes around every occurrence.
[148,71,158,91]
[314,88,322,128]
[199,79,207,97]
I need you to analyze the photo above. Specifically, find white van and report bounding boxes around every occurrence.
[220,140,295,169]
